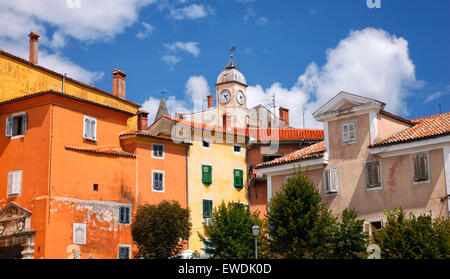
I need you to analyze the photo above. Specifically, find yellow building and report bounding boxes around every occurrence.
[148,115,249,254]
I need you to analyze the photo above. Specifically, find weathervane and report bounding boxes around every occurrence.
[224,45,240,70]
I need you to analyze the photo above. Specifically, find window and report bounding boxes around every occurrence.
[118,245,131,259]
[119,206,131,224]
[412,153,430,183]
[203,200,213,218]
[5,112,27,137]
[152,144,164,158]
[7,170,23,196]
[152,171,164,192]
[83,116,97,141]
[324,168,339,194]
[233,145,241,153]
[233,169,244,188]
[364,218,385,236]
[202,140,211,148]
[93,184,98,191]
[341,120,357,144]
[365,160,382,190]
[202,165,212,184]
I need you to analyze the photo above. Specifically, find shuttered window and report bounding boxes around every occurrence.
[412,153,429,182]
[152,144,164,158]
[119,206,131,224]
[118,246,130,259]
[366,161,381,189]
[202,165,212,184]
[5,113,27,137]
[152,171,164,191]
[83,116,97,141]
[341,120,357,144]
[7,170,22,196]
[324,168,339,194]
[203,200,213,218]
[234,169,244,188]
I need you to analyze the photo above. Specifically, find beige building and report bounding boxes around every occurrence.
[256,91,450,234]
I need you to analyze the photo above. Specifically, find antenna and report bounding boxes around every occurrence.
[303,112,305,129]
[438,104,442,114]
[160,89,166,99]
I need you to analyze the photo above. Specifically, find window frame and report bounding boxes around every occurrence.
[323,167,340,196]
[118,244,131,259]
[410,152,431,185]
[83,115,97,141]
[340,119,358,145]
[202,199,213,219]
[364,159,383,191]
[151,143,165,159]
[7,170,23,197]
[6,112,27,139]
[202,140,211,149]
[151,170,165,192]
[118,205,132,225]
[233,144,242,154]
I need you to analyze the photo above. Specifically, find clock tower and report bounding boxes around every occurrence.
[216,47,248,128]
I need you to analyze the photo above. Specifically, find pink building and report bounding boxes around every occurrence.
[256,92,450,234]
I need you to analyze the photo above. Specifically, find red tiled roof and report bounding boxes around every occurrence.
[256,141,325,169]
[244,128,324,141]
[0,48,140,108]
[371,112,450,147]
[64,146,136,158]
[0,90,135,115]
[119,130,191,144]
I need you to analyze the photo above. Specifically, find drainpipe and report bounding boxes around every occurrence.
[186,146,189,249]
[62,73,67,93]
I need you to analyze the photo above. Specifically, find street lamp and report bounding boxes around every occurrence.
[252,224,260,259]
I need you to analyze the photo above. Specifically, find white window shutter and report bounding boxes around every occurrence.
[329,169,338,193]
[7,172,13,195]
[21,114,27,134]
[14,171,22,194]
[342,124,349,142]
[348,123,355,141]
[84,117,90,138]
[6,117,12,137]
[90,119,96,140]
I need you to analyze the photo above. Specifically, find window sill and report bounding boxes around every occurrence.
[83,137,98,144]
[152,188,165,193]
[366,186,383,191]
[11,135,25,140]
[412,180,431,185]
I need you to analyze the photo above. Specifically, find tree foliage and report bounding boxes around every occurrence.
[372,207,450,259]
[266,170,368,259]
[199,201,265,259]
[131,200,191,259]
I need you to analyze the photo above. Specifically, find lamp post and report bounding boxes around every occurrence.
[252,224,260,259]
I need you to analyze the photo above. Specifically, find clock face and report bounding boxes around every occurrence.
[220,89,231,104]
[236,90,245,105]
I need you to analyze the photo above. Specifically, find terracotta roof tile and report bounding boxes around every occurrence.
[119,130,190,144]
[65,146,136,158]
[371,112,450,147]
[256,141,325,169]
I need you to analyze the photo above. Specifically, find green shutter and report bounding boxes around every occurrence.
[234,169,243,188]
[202,165,212,184]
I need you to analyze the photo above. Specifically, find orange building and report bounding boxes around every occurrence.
[0,33,188,259]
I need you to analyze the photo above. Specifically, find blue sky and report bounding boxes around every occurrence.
[1,0,448,127]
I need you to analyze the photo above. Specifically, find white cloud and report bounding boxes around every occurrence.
[424,91,442,103]
[136,22,155,39]
[161,41,200,70]
[169,4,211,20]
[247,28,420,128]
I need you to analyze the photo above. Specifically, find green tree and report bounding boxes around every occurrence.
[199,202,265,259]
[330,208,369,259]
[131,200,191,259]
[372,207,450,259]
[266,170,336,259]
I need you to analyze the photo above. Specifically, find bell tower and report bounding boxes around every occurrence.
[215,46,248,128]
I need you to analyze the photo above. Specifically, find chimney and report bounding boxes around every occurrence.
[112,69,127,99]
[207,95,214,108]
[223,114,232,130]
[28,32,40,64]
[279,107,289,127]
[137,111,149,130]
